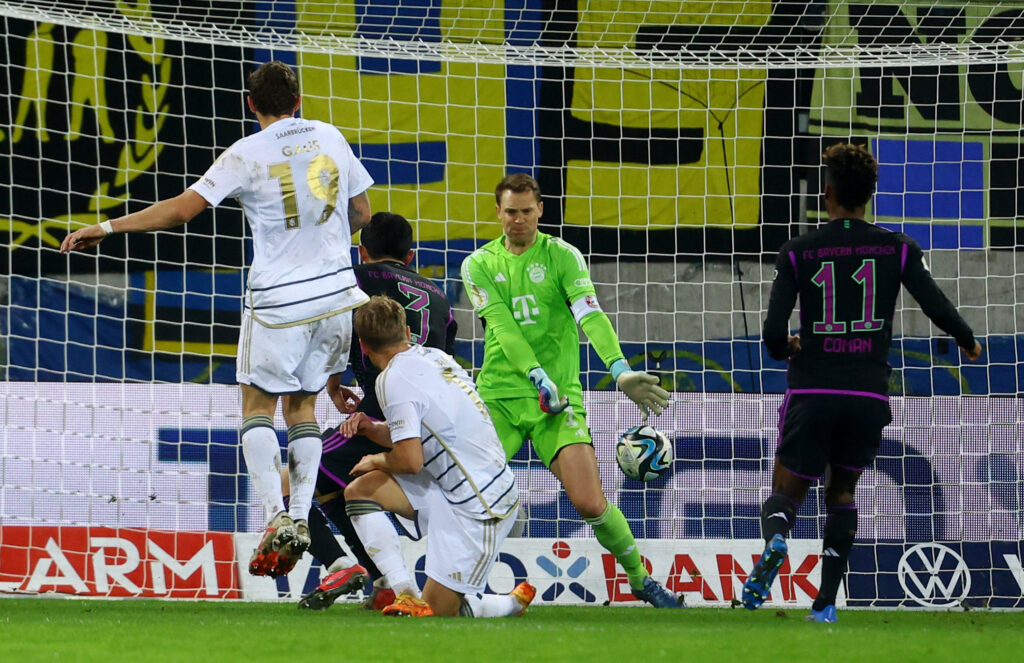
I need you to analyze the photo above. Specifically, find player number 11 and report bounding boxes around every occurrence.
[810,259,884,334]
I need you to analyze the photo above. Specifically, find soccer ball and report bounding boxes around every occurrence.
[615,425,673,482]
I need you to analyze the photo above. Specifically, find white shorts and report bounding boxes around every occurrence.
[395,472,518,596]
[236,310,353,394]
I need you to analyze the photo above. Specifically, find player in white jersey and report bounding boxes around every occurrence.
[339,296,535,618]
[60,61,373,577]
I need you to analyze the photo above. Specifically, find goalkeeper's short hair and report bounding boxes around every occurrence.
[495,172,541,204]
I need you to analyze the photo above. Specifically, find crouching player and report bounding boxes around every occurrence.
[341,296,534,617]
[286,212,458,611]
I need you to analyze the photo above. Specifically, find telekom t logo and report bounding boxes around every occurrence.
[512,295,540,325]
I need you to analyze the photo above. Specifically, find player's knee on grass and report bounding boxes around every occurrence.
[423,579,463,617]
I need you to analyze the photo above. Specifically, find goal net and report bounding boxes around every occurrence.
[0,0,1021,607]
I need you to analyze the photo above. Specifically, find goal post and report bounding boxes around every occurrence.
[0,0,1022,607]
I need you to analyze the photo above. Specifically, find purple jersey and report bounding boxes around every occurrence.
[351,261,456,419]
[763,218,975,395]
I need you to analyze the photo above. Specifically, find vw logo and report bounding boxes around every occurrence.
[897,543,971,608]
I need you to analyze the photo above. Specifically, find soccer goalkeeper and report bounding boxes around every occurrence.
[460,173,679,608]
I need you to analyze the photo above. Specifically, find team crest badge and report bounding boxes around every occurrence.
[528,263,547,283]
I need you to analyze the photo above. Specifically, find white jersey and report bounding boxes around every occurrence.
[190,117,373,327]
[378,345,518,521]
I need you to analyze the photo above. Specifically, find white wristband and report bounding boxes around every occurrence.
[99,220,114,235]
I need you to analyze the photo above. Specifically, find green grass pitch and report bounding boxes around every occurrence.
[1,599,1022,662]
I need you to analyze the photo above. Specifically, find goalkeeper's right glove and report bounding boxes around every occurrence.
[610,359,670,419]
[528,367,569,415]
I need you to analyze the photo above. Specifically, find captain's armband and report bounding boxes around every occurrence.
[569,294,602,323]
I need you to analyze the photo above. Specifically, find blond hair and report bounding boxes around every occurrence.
[353,295,407,351]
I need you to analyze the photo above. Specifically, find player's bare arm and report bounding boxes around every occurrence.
[338,411,392,448]
[348,191,371,233]
[60,189,209,253]
[350,437,422,476]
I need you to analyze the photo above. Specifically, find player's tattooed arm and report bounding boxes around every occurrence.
[348,191,371,233]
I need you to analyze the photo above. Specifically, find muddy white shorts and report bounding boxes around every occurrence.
[395,471,518,595]
[236,309,353,394]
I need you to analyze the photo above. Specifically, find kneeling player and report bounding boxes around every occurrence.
[342,296,534,617]
[283,212,458,610]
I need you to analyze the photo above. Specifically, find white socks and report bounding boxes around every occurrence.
[285,422,322,522]
[347,503,417,597]
[461,594,523,618]
[240,416,285,524]
[327,555,361,574]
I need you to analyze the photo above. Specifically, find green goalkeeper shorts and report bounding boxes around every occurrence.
[486,396,592,467]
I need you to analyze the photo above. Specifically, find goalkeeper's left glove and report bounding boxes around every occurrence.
[610,359,669,419]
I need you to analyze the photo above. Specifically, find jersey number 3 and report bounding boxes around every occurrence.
[810,259,884,334]
[398,282,430,344]
[269,154,340,229]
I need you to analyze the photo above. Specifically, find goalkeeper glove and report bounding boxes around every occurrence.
[610,359,669,419]
[528,367,569,415]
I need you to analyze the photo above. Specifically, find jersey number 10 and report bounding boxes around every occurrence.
[810,259,884,334]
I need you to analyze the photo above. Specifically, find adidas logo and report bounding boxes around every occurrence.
[823,547,840,557]
[494,272,507,282]
[448,571,463,582]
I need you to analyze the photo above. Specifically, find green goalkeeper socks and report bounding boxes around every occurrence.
[585,502,648,590]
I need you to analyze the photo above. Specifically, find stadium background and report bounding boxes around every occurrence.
[0,0,1022,608]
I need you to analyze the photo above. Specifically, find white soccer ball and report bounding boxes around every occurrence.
[615,425,673,482]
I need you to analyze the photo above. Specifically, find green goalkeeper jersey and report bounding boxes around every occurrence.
[461,231,625,401]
